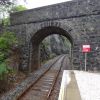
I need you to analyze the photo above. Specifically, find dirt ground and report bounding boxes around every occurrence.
[0,72,26,97]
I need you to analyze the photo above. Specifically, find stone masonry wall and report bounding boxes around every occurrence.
[10,0,100,25]
[10,0,100,71]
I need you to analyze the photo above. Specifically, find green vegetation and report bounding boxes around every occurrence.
[1,17,10,26]
[0,0,27,26]
[10,5,27,13]
[0,1,26,82]
[0,31,18,80]
[0,0,26,92]
[0,5,27,26]
[0,62,8,80]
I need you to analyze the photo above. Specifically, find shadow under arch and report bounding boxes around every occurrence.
[30,26,74,71]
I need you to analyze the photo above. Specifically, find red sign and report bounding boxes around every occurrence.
[82,45,91,52]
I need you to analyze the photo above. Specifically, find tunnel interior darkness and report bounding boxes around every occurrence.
[30,26,73,71]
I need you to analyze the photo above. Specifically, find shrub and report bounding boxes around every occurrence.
[0,52,5,63]
[0,31,18,49]
[0,31,18,81]
[0,62,8,80]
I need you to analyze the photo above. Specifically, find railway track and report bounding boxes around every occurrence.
[48,56,68,100]
[18,55,66,100]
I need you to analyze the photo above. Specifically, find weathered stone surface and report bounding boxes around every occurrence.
[9,0,100,71]
[10,0,100,25]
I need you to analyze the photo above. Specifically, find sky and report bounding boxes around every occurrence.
[18,0,72,9]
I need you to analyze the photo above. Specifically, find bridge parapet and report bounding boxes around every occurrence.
[10,0,100,25]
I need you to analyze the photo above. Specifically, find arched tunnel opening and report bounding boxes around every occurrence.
[30,26,73,71]
[40,34,71,66]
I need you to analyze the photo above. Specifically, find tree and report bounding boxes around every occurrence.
[0,0,16,25]
[0,31,18,92]
[0,0,26,26]
[10,5,27,13]
[0,0,13,5]
[0,31,18,62]
[0,31,18,80]
[0,0,26,91]
[1,5,27,26]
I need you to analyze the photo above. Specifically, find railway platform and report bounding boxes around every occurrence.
[59,70,100,100]
[58,70,81,100]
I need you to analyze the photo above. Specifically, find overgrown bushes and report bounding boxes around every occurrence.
[0,31,18,82]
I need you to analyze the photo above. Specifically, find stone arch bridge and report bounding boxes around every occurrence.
[10,0,100,72]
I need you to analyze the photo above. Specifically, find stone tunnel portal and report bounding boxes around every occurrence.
[10,0,100,72]
[30,26,73,71]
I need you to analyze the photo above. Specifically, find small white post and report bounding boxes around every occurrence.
[85,53,87,71]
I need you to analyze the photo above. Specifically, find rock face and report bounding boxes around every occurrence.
[50,35,69,55]
[40,34,71,63]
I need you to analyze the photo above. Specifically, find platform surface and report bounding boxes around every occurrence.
[74,71,100,100]
[59,70,100,100]
[58,70,81,100]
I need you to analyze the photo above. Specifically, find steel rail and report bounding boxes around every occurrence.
[18,55,64,100]
[46,55,66,100]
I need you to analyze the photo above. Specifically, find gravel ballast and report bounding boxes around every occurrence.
[0,56,61,100]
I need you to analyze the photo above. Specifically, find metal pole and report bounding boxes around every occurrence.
[85,53,87,71]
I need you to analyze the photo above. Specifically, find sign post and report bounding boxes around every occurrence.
[84,52,87,71]
[82,45,91,71]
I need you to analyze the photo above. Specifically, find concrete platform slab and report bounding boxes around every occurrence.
[58,70,81,100]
